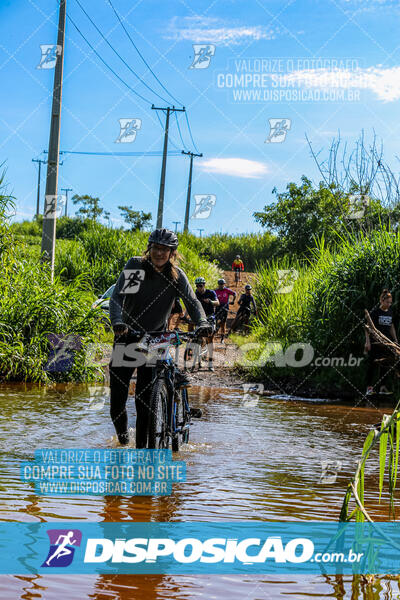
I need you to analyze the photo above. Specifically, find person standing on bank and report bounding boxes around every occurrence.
[109,229,210,447]
[365,289,398,395]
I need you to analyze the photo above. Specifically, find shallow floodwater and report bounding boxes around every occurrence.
[0,382,398,599]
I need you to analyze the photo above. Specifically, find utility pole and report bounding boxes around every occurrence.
[151,104,185,228]
[197,228,204,238]
[172,221,181,232]
[182,150,202,232]
[60,187,72,217]
[32,157,47,217]
[40,0,66,279]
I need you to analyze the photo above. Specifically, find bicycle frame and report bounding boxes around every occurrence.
[124,327,203,449]
[144,330,196,448]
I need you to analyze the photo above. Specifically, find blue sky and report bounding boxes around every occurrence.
[1,0,400,234]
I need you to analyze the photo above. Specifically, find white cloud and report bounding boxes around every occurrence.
[165,16,277,46]
[280,65,400,102]
[199,158,269,179]
[342,0,398,9]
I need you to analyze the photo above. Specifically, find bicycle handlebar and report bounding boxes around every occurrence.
[115,325,209,341]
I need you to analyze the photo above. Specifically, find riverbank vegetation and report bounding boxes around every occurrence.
[3,187,227,382]
[243,228,400,395]
[243,134,400,395]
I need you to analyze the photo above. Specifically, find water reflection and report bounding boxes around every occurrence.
[0,382,397,599]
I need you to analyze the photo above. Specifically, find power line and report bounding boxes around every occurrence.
[175,111,189,152]
[73,0,172,105]
[66,12,153,104]
[152,104,185,227]
[106,0,183,107]
[67,4,201,162]
[185,112,200,154]
[58,149,182,156]
[105,0,199,153]
[155,109,181,152]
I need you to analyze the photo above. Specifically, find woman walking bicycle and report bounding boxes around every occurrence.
[365,288,398,395]
[109,228,210,447]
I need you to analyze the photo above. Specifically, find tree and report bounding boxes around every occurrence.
[118,205,152,231]
[254,176,400,257]
[254,177,347,256]
[72,194,103,221]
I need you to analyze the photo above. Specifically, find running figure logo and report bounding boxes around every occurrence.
[276,269,298,294]
[37,45,62,69]
[44,194,66,219]
[189,44,216,69]
[115,118,142,143]
[42,529,82,567]
[348,194,370,219]
[122,269,145,294]
[191,194,216,219]
[265,119,291,143]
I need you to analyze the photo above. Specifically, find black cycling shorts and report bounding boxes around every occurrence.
[216,304,229,323]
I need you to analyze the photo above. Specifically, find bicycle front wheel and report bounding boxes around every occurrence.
[148,379,171,449]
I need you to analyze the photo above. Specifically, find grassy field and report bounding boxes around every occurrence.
[5,216,233,382]
[242,228,400,395]
[12,218,279,275]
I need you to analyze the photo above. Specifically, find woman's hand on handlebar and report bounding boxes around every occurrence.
[113,324,129,337]
[195,324,213,337]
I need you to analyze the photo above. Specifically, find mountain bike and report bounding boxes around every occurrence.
[182,316,215,371]
[130,329,202,451]
[234,268,241,284]
[229,307,253,335]
[215,305,235,341]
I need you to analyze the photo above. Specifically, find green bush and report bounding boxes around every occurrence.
[1,195,105,382]
[247,228,400,394]
[54,224,223,293]
[180,231,279,271]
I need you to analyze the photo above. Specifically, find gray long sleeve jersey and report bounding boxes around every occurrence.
[110,257,208,331]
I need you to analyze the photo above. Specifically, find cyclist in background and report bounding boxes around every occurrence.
[365,288,398,395]
[109,229,210,447]
[228,284,257,335]
[184,277,219,371]
[167,297,184,330]
[214,278,236,342]
[232,255,244,283]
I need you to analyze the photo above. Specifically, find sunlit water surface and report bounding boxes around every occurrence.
[0,382,398,599]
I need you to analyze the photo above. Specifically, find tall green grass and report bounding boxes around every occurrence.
[55,225,223,293]
[12,218,278,276]
[180,231,279,271]
[1,198,105,382]
[247,228,400,393]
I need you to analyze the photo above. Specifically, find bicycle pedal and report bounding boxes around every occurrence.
[189,408,202,418]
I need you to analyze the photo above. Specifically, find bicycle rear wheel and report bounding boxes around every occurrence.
[148,378,171,449]
[172,389,190,451]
